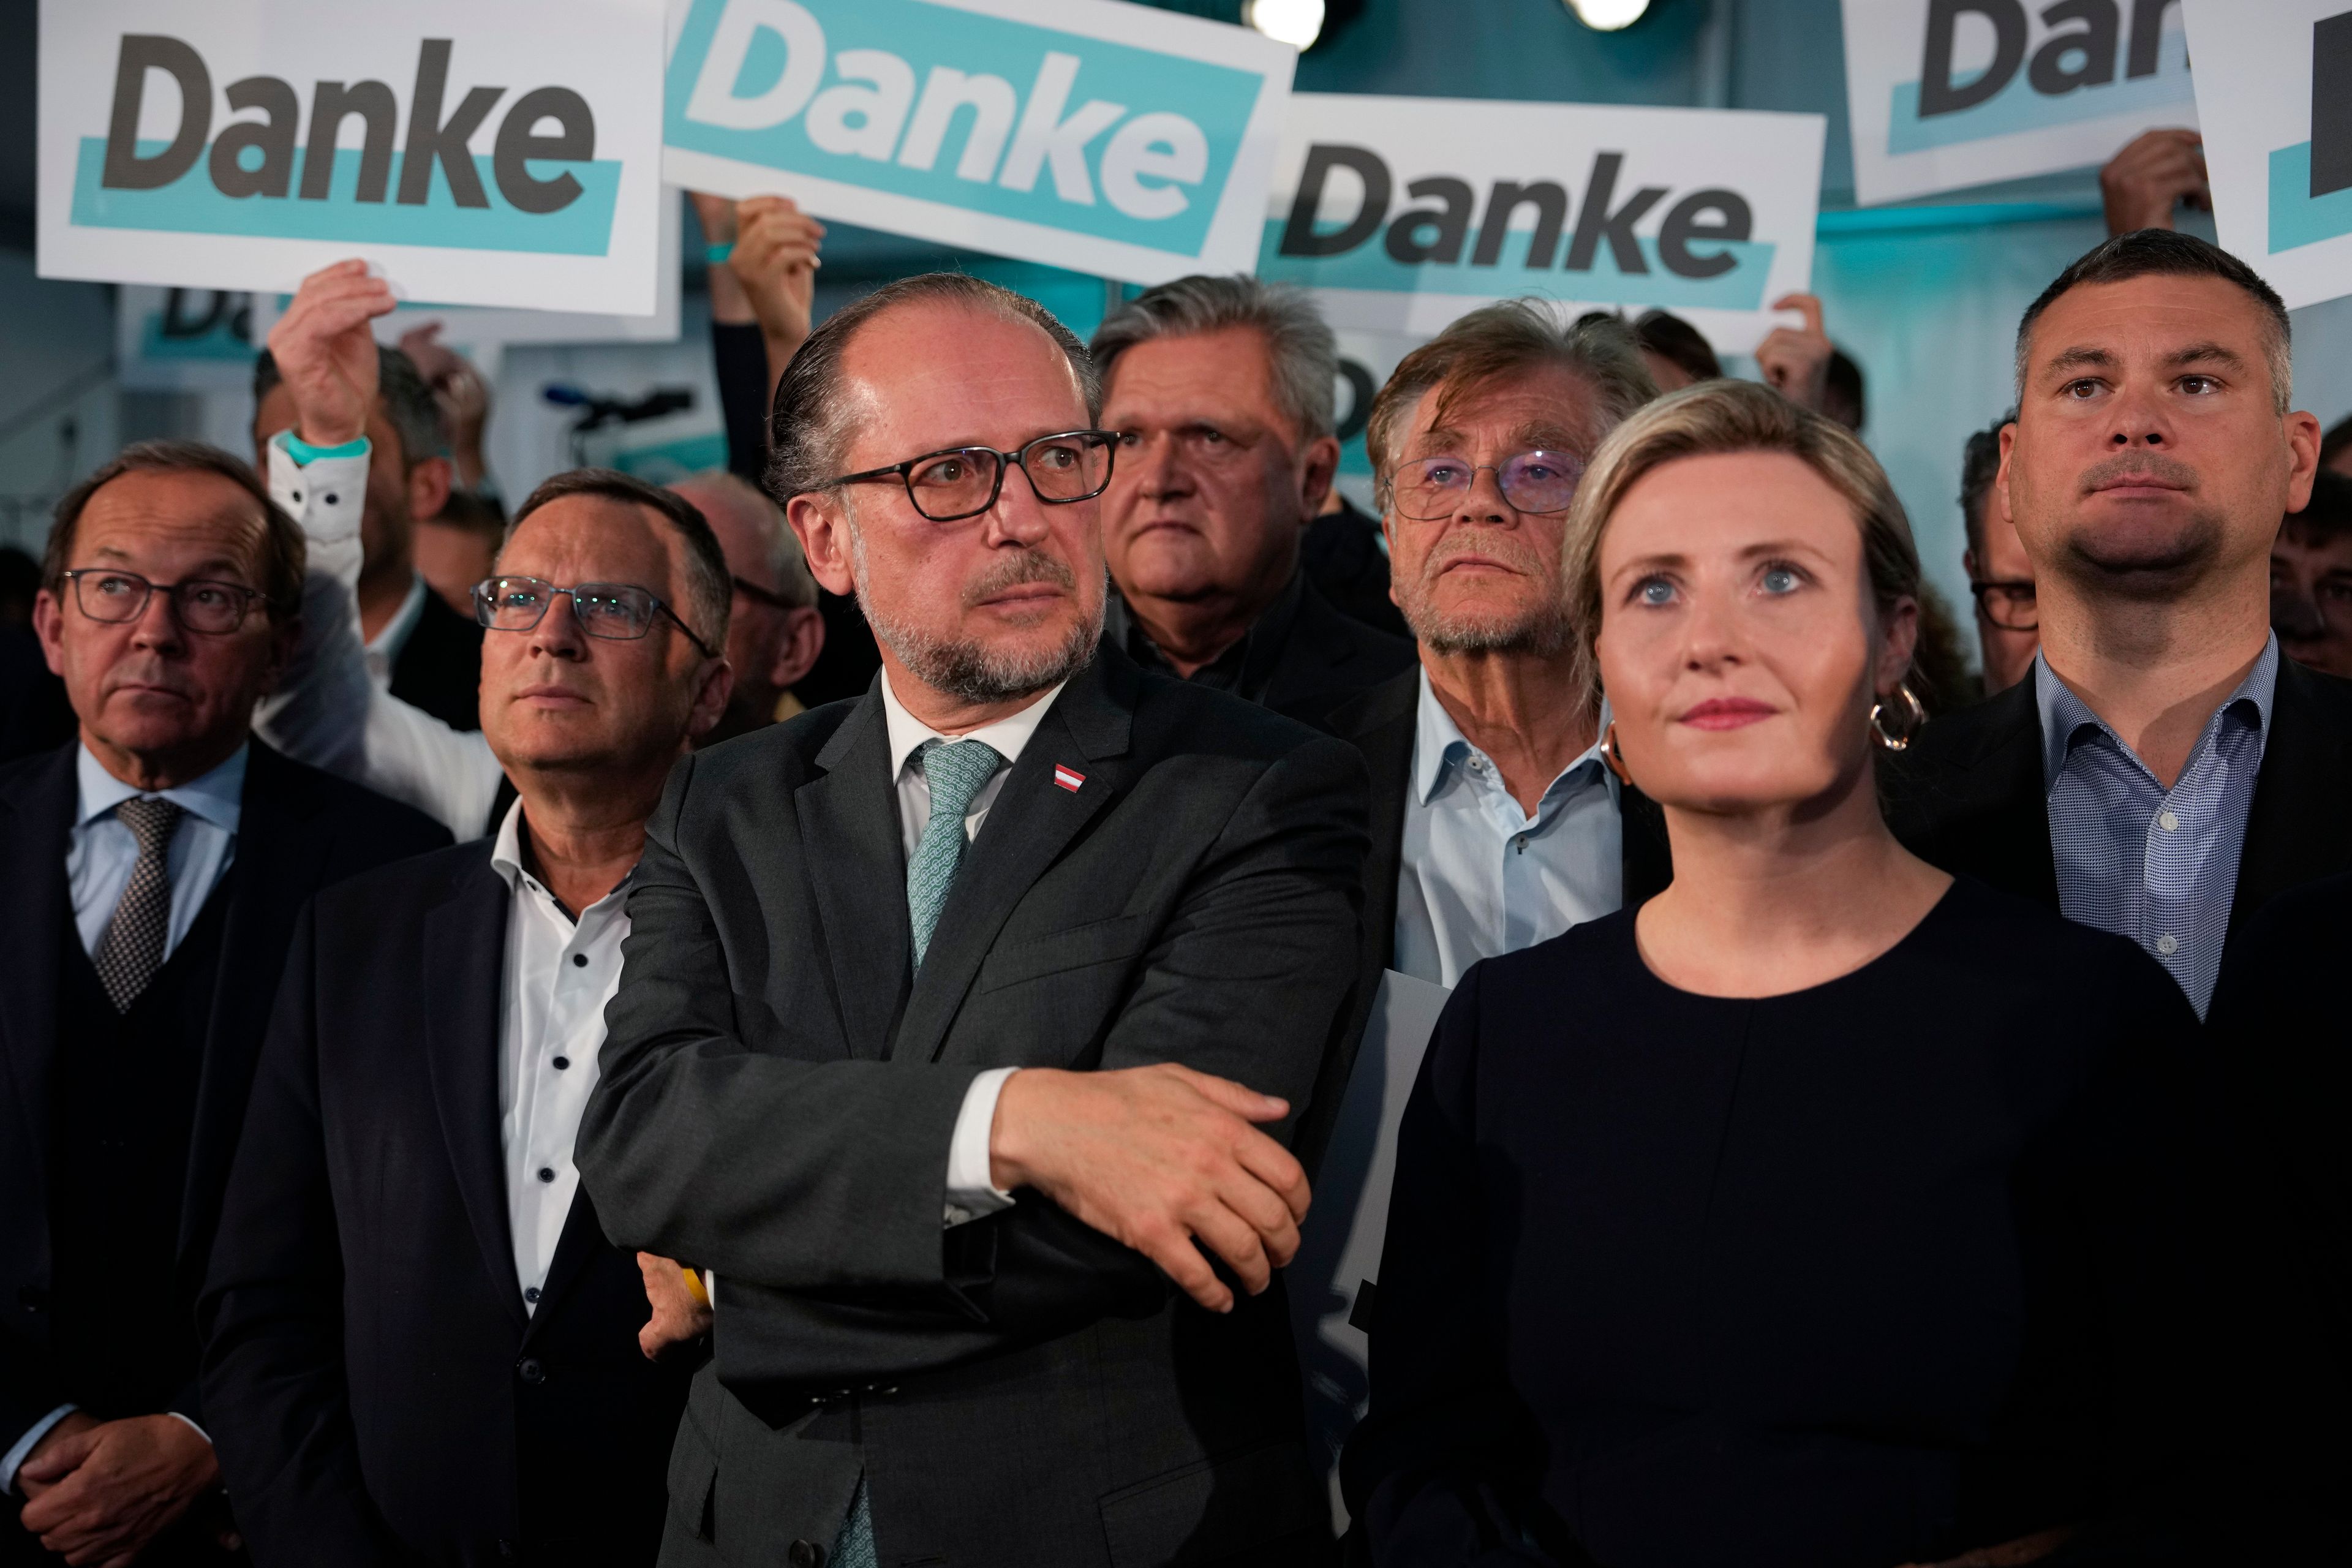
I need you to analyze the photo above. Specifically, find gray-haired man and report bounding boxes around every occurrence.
[1093,276,1413,731]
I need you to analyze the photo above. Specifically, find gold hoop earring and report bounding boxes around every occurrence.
[1599,720,1633,785]
[1869,683,1928,752]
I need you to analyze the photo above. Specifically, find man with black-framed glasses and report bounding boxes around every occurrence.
[198,263,730,1562]
[1958,413,2041,696]
[0,440,447,1566]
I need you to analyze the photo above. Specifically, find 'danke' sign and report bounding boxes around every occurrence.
[1259,95,1826,355]
[37,0,668,315]
[1842,0,2198,206]
[2184,0,2352,312]
[660,0,1295,286]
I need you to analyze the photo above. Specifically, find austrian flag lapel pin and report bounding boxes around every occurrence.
[1053,764,1086,793]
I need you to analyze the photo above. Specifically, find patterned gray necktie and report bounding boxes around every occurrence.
[94,796,184,1012]
[904,739,1002,967]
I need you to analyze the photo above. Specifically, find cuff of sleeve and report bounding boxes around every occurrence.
[2,1404,78,1497]
[164,1412,211,1447]
[280,432,372,464]
[942,1066,1020,1228]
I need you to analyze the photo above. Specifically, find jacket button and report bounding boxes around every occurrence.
[788,1543,823,1568]
[516,1357,546,1384]
[17,1286,45,1311]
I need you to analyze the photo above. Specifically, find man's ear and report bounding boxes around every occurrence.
[786,493,858,598]
[769,605,825,691]
[686,652,736,743]
[258,612,302,698]
[408,456,454,527]
[1298,434,1341,522]
[32,589,67,678]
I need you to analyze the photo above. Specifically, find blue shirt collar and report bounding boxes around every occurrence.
[75,741,248,837]
[1411,667,1612,809]
[2032,635,2278,793]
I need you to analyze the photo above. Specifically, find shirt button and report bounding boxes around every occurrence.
[2157,809,2179,832]
[524,1286,541,1303]
[537,1167,556,1183]
[323,492,339,505]
[572,953,588,968]
[552,1055,570,1070]
[2155,933,2179,956]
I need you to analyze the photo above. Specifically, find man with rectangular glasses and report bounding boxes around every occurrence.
[1,440,446,1567]
[197,263,726,1562]
[571,270,1369,1566]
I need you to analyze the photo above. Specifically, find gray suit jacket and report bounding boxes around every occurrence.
[576,644,1370,1567]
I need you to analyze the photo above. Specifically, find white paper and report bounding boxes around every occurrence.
[1841,0,2198,208]
[39,0,668,314]
[660,0,1295,285]
[1257,93,1824,355]
[2183,0,2352,313]
[1287,967,1453,1535]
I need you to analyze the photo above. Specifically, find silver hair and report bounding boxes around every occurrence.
[1090,274,1338,442]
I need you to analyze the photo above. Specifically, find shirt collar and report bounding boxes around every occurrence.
[366,573,432,665]
[880,669,1067,783]
[487,797,638,916]
[2033,635,2279,791]
[76,741,247,836]
[1410,667,1611,808]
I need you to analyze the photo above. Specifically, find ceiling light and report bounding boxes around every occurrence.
[1244,0,1325,50]
[1565,0,1651,29]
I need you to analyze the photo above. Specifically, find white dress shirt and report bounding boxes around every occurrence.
[1393,669,1623,988]
[4,747,244,1492]
[255,434,503,841]
[486,799,633,1310]
[363,572,431,685]
[877,671,1066,1227]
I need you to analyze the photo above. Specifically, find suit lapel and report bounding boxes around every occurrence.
[1343,671,1419,973]
[796,695,912,1062]
[524,1184,612,1340]
[894,657,1134,1066]
[421,853,529,1330]
[0,745,76,1224]
[2233,658,2352,933]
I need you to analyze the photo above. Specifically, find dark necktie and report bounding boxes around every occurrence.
[94,797,184,1012]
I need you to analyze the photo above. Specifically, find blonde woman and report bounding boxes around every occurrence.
[1344,382,2231,1567]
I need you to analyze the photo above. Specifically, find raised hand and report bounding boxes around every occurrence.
[1755,293,1834,413]
[2099,129,2207,237]
[726,194,826,361]
[397,322,492,489]
[266,259,396,448]
[987,1062,1310,1315]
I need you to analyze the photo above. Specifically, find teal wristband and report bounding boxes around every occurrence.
[281,432,370,464]
[704,242,734,265]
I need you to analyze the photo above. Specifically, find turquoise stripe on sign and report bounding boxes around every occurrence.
[2268,142,2352,254]
[70,139,620,257]
[1256,221,1774,312]
[1887,28,2193,156]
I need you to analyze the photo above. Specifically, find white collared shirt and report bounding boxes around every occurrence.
[65,742,246,960]
[877,669,1068,1226]
[487,799,634,1310]
[362,573,431,686]
[1393,669,1622,988]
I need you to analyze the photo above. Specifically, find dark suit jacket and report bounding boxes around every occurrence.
[1294,669,1675,1179]
[0,741,446,1450]
[0,625,73,768]
[1110,573,1416,737]
[1884,655,2352,949]
[1301,497,1409,642]
[200,843,692,1567]
[575,644,1369,1567]
[388,584,485,733]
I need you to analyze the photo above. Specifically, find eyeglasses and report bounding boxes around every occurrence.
[731,574,801,612]
[821,430,1118,523]
[1969,578,2038,632]
[1383,450,1586,521]
[60,569,266,634]
[472,576,717,658]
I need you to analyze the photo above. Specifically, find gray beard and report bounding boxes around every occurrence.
[1406,600,1574,658]
[851,523,1103,705]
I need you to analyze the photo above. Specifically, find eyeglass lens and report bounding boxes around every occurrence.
[477,578,659,639]
[72,571,253,633]
[1391,451,1585,519]
[1975,582,2038,631]
[905,434,1111,521]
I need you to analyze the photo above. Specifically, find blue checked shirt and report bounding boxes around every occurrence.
[2036,638,2277,1017]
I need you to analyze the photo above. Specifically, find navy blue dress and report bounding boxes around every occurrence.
[1346,876,2231,1568]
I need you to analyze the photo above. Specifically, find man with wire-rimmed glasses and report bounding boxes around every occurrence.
[1,439,445,1566]
[572,270,1369,1566]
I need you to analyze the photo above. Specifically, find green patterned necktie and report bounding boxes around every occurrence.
[905,738,1002,967]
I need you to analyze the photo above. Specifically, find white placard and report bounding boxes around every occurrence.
[1259,94,1825,356]
[1841,0,2198,208]
[1287,968,1454,1534]
[2183,0,2352,313]
[39,0,669,315]
[660,0,1294,286]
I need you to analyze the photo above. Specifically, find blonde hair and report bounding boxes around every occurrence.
[1562,379,1921,712]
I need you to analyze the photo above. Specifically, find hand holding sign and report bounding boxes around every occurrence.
[266,260,396,448]
[729,195,826,361]
[2099,129,2209,236]
[1755,293,1834,414]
